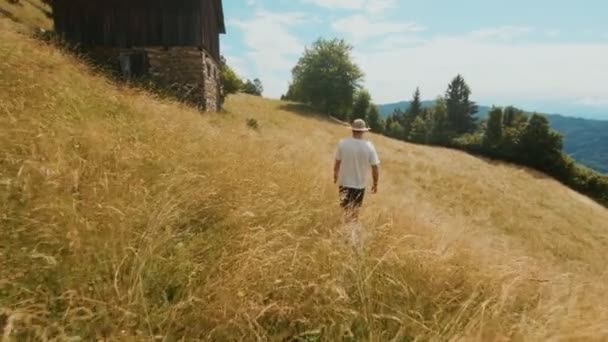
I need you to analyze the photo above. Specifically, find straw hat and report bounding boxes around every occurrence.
[351,118,371,132]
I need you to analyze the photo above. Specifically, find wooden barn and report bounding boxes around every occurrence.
[51,0,226,111]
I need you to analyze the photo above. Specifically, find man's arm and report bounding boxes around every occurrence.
[334,160,341,184]
[334,142,342,184]
[371,165,379,193]
[369,142,380,193]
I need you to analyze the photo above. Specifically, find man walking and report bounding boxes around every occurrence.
[333,119,380,222]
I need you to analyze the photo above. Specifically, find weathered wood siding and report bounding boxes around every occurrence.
[52,0,222,60]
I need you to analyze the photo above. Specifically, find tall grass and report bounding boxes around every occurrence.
[0,0,52,32]
[2,19,608,340]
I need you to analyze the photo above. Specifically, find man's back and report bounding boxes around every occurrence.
[335,137,380,189]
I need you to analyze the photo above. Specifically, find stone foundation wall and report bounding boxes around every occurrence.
[89,46,221,112]
[201,50,221,111]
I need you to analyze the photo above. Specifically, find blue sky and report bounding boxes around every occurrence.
[221,0,608,119]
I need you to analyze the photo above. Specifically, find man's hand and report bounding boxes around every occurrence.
[371,165,379,194]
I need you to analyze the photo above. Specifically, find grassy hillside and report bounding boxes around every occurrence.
[378,102,608,174]
[3,19,608,340]
[0,0,52,32]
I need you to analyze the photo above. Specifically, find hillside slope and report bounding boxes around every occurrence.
[0,0,51,32]
[2,20,608,340]
[378,101,608,174]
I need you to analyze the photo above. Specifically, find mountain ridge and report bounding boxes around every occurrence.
[378,101,608,174]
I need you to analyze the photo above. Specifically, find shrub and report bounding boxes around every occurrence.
[246,118,259,130]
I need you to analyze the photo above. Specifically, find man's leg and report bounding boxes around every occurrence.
[339,187,354,223]
[340,187,364,223]
[349,189,364,222]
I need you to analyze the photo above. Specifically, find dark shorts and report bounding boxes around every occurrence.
[339,187,365,209]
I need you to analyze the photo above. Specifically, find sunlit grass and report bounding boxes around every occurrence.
[2,19,608,340]
[0,0,52,32]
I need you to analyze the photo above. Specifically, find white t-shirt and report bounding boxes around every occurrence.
[335,137,380,189]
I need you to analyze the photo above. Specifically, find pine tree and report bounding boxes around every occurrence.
[398,87,422,140]
[351,90,371,122]
[366,105,384,133]
[445,75,478,134]
[484,107,504,147]
[409,87,423,118]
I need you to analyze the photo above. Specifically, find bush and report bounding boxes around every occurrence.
[242,79,263,97]
[221,66,243,95]
[246,118,259,130]
[566,165,608,205]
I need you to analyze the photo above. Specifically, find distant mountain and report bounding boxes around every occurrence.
[378,101,608,174]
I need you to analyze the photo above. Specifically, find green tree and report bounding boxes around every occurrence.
[427,97,449,145]
[253,78,263,96]
[351,89,371,122]
[220,56,243,97]
[518,114,564,173]
[242,78,263,96]
[385,115,405,139]
[445,75,478,134]
[389,108,403,126]
[484,107,504,148]
[503,106,527,127]
[409,87,423,118]
[385,114,395,133]
[397,87,423,140]
[366,105,384,133]
[409,115,428,143]
[286,38,364,120]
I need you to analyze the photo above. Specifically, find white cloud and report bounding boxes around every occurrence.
[470,26,533,41]
[229,10,307,97]
[354,34,608,105]
[373,35,428,50]
[304,0,365,10]
[365,0,398,14]
[332,14,425,44]
[303,0,397,14]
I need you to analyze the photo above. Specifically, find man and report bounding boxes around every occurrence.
[333,119,380,222]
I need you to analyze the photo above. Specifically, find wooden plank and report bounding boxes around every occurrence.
[51,0,220,49]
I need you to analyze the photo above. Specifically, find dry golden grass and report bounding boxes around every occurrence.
[0,0,51,32]
[2,19,608,341]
